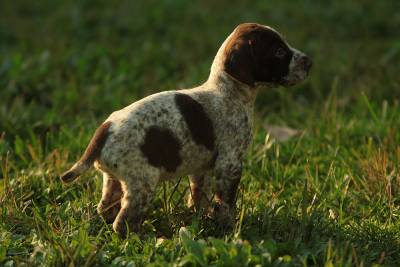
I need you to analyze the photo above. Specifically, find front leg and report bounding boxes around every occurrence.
[212,160,242,224]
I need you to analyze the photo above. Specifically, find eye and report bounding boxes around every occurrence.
[275,47,286,58]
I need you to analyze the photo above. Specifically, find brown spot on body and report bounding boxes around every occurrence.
[140,126,182,172]
[175,93,215,151]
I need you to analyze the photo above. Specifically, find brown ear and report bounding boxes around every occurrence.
[224,36,255,87]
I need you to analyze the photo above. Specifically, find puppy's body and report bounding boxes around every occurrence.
[61,23,312,235]
[101,83,252,179]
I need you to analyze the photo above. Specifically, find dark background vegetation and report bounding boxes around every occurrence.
[1,0,400,266]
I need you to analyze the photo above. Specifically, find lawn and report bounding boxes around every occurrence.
[1,0,400,266]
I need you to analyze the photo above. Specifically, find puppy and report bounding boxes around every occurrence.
[60,23,312,236]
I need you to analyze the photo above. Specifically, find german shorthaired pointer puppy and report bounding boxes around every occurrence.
[61,23,312,236]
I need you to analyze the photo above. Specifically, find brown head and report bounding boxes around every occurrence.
[223,23,312,87]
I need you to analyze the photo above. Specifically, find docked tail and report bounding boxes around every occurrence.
[60,121,112,184]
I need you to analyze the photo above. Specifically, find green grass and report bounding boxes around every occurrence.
[1,0,400,266]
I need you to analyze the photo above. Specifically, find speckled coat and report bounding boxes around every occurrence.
[60,23,312,236]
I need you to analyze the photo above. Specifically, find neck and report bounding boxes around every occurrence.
[206,71,259,105]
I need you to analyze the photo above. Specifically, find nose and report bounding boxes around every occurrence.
[301,56,312,72]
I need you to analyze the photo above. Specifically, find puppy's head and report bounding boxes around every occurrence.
[223,23,312,87]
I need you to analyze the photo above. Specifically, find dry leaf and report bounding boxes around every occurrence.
[263,124,302,142]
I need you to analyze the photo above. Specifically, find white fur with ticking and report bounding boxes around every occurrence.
[61,23,311,235]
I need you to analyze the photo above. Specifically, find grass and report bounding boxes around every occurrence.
[1,0,400,266]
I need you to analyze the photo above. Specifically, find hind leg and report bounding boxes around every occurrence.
[112,175,158,237]
[97,172,123,223]
[187,174,212,211]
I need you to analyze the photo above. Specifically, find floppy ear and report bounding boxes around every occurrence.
[223,37,255,87]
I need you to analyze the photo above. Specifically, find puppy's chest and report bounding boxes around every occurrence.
[215,107,253,149]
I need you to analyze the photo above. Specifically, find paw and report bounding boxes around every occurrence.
[97,201,121,224]
[187,195,195,209]
[209,202,236,225]
[112,213,142,237]
[112,218,140,237]
[187,195,212,214]
[112,220,128,237]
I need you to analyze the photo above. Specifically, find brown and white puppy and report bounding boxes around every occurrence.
[60,23,312,236]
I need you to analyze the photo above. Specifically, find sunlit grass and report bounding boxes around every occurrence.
[1,0,400,266]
